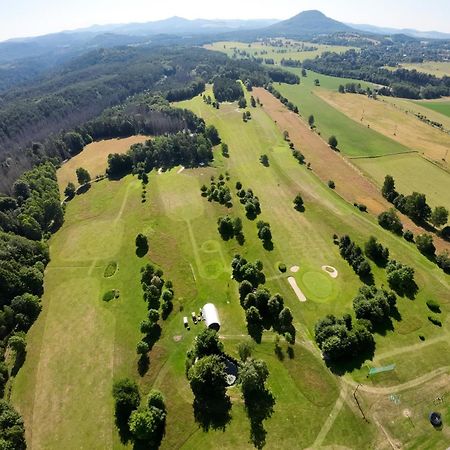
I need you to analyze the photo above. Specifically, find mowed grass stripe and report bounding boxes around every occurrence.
[277,68,413,157]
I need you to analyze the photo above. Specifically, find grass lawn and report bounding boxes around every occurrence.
[355,153,450,211]
[205,40,353,64]
[276,68,413,158]
[316,90,450,166]
[416,100,450,119]
[11,84,450,449]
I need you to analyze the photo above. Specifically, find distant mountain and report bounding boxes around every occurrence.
[99,17,278,36]
[263,10,353,37]
[348,23,450,40]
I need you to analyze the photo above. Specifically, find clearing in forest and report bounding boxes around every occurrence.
[57,135,149,192]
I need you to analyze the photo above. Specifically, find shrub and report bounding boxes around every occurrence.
[278,263,287,273]
[426,300,441,313]
[403,230,414,242]
[436,251,450,273]
[104,261,118,278]
[378,209,403,235]
[103,290,116,302]
[327,180,335,189]
[415,234,435,257]
[328,136,338,148]
[428,316,442,327]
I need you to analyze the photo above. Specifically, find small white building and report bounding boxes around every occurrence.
[202,303,221,331]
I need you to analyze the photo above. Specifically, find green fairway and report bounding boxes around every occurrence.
[355,153,450,211]
[12,84,450,449]
[276,68,413,157]
[416,100,450,118]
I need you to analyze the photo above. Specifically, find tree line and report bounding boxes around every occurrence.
[303,49,450,99]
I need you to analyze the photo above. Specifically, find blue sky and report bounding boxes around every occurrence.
[1,0,449,41]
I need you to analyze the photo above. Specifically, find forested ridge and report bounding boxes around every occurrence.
[0,45,299,192]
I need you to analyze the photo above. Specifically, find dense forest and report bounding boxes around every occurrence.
[0,162,62,422]
[0,45,299,192]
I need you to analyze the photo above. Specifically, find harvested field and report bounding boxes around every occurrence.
[57,136,149,192]
[316,90,450,167]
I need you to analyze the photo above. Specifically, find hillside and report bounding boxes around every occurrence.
[264,10,353,37]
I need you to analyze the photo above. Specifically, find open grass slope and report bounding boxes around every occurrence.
[382,96,450,132]
[277,68,413,158]
[391,61,450,78]
[356,153,450,212]
[205,40,353,64]
[12,84,450,449]
[57,136,149,193]
[416,99,450,119]
[316,89,450,167]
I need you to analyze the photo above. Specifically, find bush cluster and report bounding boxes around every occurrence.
[236,185,261,220]
[201,174,232,207]
[338,235,372,278]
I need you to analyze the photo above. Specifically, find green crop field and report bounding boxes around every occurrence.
[356,154,450,211]
[276,68,413,158]
[416,100,450,118]
[205,40,353,64]
[11,85,450,449]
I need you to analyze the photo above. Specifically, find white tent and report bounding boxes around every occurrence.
[202,303,221,331]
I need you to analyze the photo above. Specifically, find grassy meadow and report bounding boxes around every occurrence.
[390,61,450,78]
[11,82,450,449]
[416,99,450,118]
[276,68,413,158]
[356,154,450,211]
[205,40,353,64]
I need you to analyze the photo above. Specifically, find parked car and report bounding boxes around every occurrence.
[183,316,190,330]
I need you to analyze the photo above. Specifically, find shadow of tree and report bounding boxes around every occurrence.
[193,393,232,431]
[136,244,149,258]
[137,354,150,377]
[115,408,133,444]
[287,346,294,359]
[262,240,274,251]
[11,350,26,377]
[325,343,375,376]
[244,389,275,449]
[236,233,245,246]
[76,183,91,195]
[247,323,263,344]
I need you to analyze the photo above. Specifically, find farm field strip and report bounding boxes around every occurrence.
[315,89,450,167]
[416,99,450,118]
[254,87,450,252]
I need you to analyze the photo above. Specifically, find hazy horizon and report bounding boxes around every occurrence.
[1,0,450,42]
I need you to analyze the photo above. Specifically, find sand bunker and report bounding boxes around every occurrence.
[290,266,300,273]
[321,266,338,278]
[177,166,185,174]
[287,277,306,302]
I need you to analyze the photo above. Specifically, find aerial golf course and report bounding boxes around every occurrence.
[11,76,450,449]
